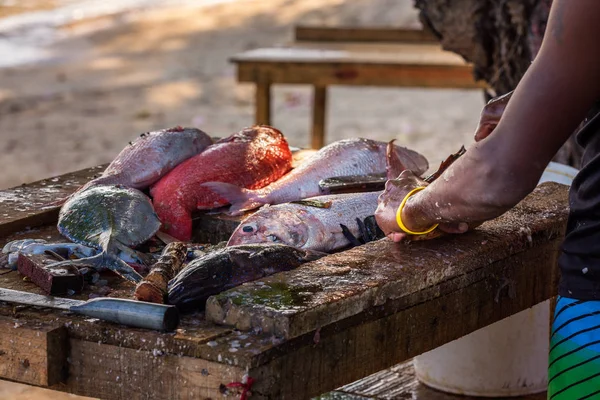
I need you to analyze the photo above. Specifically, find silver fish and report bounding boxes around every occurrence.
[3,240,97,270]
[203,138,427,215]
[227,191,382,252]
[53,185,162,283]
[72,127,213,198]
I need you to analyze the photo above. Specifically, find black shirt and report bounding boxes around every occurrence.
[559,102,600,299]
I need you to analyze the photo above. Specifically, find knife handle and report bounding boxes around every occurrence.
[70,298,179,331]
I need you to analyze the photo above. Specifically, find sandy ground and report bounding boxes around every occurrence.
[0,0,484,191]
[0,0,484,397]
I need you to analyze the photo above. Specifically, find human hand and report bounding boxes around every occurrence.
[474,91,512,142]
[375,170,475,242]
[374,171,438,242]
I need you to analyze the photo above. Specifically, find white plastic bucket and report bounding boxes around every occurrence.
[413,161,578,397]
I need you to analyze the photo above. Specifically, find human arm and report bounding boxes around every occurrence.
[376,0,600,241]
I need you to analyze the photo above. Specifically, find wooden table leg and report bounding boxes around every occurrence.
[312,85,327,149]
[256,78,271,125]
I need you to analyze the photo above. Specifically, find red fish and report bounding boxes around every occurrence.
[150,125,292,241]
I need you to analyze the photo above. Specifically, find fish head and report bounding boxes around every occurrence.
[228,208,310,249]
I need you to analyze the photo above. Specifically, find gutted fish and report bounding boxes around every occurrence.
[227,191,382,252]
[203,138,428,215]
[168,244,324,311]
[150,125,293,241]
[55,185,162,283]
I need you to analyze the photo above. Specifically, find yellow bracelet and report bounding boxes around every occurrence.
[395,187,439,235]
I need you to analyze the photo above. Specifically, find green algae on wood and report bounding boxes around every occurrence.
[215,281,317,310]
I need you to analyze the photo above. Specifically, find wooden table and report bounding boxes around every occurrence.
[0,166,567,399]
[230,28,488,149]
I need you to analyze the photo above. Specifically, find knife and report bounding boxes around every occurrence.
[319,146,467,194]
[319,174,387,194]
[0,288,179,331]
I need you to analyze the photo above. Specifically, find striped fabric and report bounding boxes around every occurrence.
[549,296,600,399]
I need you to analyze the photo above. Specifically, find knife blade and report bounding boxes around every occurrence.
[0,288,179,331]
[318,174,387,194]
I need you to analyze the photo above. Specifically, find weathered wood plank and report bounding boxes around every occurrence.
[246,239,559,399]
[0,317,68,387]
[327,360,546,399]
[0,168,567,400]
[56,339,245,400]
[294,26,439,44]
[231,43,470,66]
[206,182,568,339]
[0,165,105,237]
[236,62,485,89]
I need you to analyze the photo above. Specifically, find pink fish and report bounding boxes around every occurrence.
[203,138,428,215]
[81,126,213,192]
[150,126,293,241]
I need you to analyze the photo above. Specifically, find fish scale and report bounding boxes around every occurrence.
[150,125,293,241]
[203,138,428,215]
[227,191,382,252]
[74,127,213,196]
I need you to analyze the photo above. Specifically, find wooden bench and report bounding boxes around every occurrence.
[0,166,564,399]
[230,27,487,149]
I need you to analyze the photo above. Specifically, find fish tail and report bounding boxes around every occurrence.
[200,182,265,215]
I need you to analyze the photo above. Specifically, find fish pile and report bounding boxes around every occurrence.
[5,122,447,314]
[151,125,293,241]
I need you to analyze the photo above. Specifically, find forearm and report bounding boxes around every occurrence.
[403,0,600,231]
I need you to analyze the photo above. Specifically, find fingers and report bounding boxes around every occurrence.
[438,222,469,234]
[387,232,406,242]
[474,123,496,142]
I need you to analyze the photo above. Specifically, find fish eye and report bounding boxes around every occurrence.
[241,223,257,233]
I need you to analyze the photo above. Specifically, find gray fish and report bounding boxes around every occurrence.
[227,191,382,252]
[70,127,213,199]
[54,185,161,283]
[168,243,324,311]
[202,138,428,215]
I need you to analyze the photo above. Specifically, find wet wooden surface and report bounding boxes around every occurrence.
[0,166,568,399]
[206,182,568,339]
[324,360,547,399]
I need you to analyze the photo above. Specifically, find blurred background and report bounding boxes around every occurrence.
[0,0,483,191]
[0,0,483,398]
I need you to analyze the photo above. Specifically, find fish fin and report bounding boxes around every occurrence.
[362,215,386,243]
[200,182,264,215]
[340,224,362,247]
[356,218,368,244]
[386,140,407,180]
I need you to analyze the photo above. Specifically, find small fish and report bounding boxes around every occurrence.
[53,185,162,283]
[64,127,213,202]
[227,191,382,252]
[167,244,324,311]
[150,125,293,241]
[203,138,428,215]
